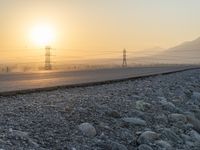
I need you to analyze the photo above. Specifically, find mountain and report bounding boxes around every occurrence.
[151,37,200,64]
[167,37,200,52]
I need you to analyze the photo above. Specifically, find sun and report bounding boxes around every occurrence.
[30,23,55,46]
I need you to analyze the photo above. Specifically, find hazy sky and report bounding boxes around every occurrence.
[1,0,200,62]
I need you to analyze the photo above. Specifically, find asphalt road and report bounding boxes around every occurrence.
[0,65,198,94]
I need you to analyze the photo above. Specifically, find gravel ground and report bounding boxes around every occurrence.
[0,69,200,150]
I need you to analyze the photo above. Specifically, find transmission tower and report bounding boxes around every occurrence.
[45,46,52,70]
[122,49,127,67]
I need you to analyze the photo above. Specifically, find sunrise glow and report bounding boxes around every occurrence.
[30,23,55,46]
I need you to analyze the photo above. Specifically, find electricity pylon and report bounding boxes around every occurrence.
[122,49,127,68]
[45,46,52,70]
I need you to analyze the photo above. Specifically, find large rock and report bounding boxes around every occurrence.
[78,123,96,137]
[137,131,159,144]
[162,128,182,144]
[122,117,146,126]
[138,144,153,150]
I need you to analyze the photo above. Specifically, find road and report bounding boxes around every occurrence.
[0,65,198,94]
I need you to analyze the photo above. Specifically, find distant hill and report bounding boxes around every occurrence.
[167,37,200,52]
[149,37,200,64]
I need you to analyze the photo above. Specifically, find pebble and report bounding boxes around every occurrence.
[136,100,151,111]
[137,131,159,144]
[96,140,128,150]
[189,130,200,142]
[105,110,121,118]
[155,140,172,150]
[138,144,153,150]
[78,123,96,137]
[186,115,200,133]
[9,129,29,138]
[162,128,183,144]
[9,129,40,148]
[0,69,200,149]
[159,99,176,112]
[191,92,200,101]
[122,117,146,126]
[155,114,168,124]
[168,113,187,123]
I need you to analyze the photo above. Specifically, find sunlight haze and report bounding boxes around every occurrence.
[0,0,200,64]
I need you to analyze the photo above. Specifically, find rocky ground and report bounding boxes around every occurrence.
[0,69,200,150]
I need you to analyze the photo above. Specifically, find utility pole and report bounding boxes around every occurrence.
[45,46,52,70]
[6,66,9,73]
[122,49,127,68]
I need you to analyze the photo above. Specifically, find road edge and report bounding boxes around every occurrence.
[0,67,199,97]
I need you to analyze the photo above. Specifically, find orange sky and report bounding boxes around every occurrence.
[1,0,200,63]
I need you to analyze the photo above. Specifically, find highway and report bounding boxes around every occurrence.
[0,65,198,95]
